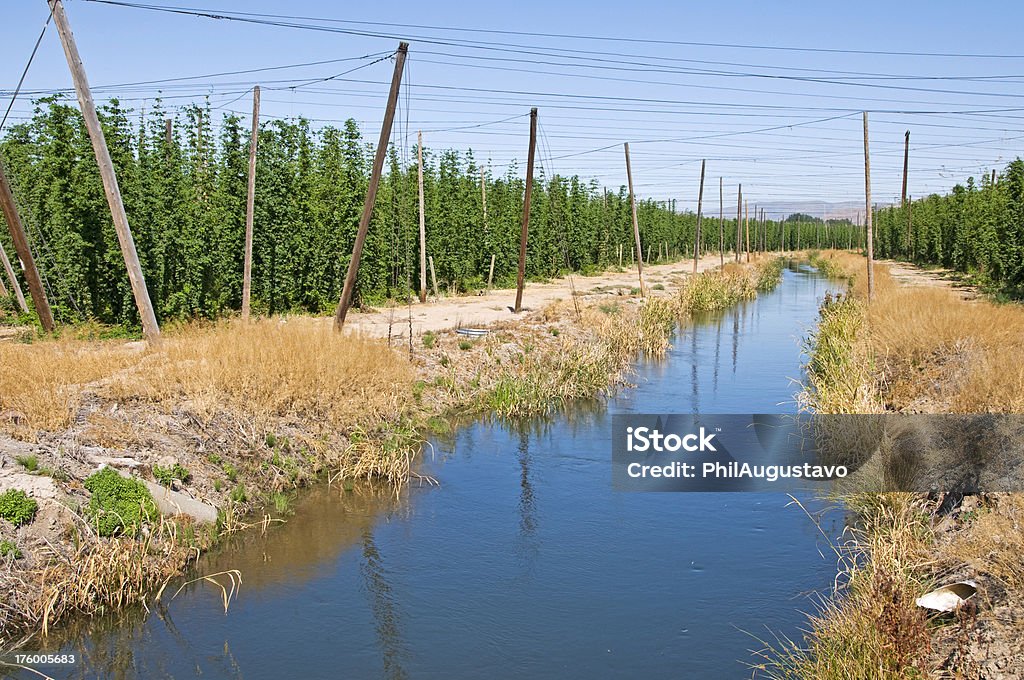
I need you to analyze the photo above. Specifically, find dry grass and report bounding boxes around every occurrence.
[104,318,415,430]
[811,249,1024,413]
[0,339,138,437]
[758,494,935,679]
[944,494,1024,592]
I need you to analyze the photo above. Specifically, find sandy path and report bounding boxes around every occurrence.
[881,260,979,300]
[340,252,737,338]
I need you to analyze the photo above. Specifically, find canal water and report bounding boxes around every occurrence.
[24,263,844,679]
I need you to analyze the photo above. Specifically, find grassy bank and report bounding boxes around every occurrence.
[764,250,1024,678]
[0,257,785,645]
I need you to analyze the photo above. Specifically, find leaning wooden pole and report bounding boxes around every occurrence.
[901,130,910,209]
[513,108,538,313]
[0,240,27,313]
[241,85,260,321]
[50,0,157,341]
[418,131,427,303]
[0,156,53,329]
[624,142,645,296]
[718,177,724,267]
[693,159,706,274]
[334,42,409,330]
[863,112,875,300]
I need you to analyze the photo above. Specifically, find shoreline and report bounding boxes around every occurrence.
[0,254,783,648]
[767,250,1024,679]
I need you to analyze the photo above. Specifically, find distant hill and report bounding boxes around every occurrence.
[752,200,896,223]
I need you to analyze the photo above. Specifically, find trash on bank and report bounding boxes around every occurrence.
[915,580,978,612]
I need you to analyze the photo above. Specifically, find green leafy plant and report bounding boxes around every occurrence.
[15,455,38,472]
[0,489,38,526]
[153,463,191,487]
[0,540,22,559]
[83,468,158,537]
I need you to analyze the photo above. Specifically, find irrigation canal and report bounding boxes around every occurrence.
[25,262,845,679]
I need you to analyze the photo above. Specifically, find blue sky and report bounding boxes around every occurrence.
[3,0,1024,217]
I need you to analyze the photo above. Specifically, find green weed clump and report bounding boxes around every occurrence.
[84,468,158,537]
[0,489,38,526]
[755,256,785,291]
[153,463,191,487]
[0,539,22,559]
[676,269,755,312]
[803,292,877,414]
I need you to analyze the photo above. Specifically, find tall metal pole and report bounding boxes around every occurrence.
[624,142,645,296]
[0,157,53,329]
[334,43,409,330]
[418,131,427,303]
[514,108,538,313]
[49,0,157,341]
[863,112,875,300]
[241,85,260,321]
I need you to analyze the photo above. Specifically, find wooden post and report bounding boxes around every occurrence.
[744,201,750,263]
[0,241,27,313]
[334,42,409,330]
[50,0,157,341]
[735,185,742,263]
[907,195,914,260]
[618,242,623,268]
[241,85,260,321]
[480,165,488,227]
[0,156,53,329]
[901,130,910,209]
[514,108,538,313]
[718,177,724,267]
[863,112,875,300]
[623,143,645,296]
[693,159,706,274]
[428,254,439,298]
[486,254,495,291]
[418,131,427,303]
[164,118,172,147]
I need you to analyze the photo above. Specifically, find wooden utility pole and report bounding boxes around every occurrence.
[0,241,27,313]
[514,108,538,313]
[744,201,750,263]
[334,42,409,330]
[901,130,910,209]
[241,85,260,321]
[718,177,724,267]
[735,185,742,263]
[863,112,875,300]
[624,142,645,296]
[418,131,427,303]
[429,255,439,298]
[164,118,172,147]
[0,156,53,329]
[693,159,706,274]
[487,254,495,291]
[50,0,157,341]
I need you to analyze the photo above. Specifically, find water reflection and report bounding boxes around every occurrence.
[22,264,845,680]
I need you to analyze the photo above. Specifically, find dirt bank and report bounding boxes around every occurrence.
[0,253,777,649]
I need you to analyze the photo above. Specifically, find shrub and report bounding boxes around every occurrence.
[153,463,191,487]
[15,455,38,472]
[0,489,38,526]
[83,468,158,537]
[0,539,22,559]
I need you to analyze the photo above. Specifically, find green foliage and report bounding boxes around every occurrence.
[152,463,191,487]
[422,331,436,348]
[15,454,38,472]
[0,99,766,324]
[875,160,1024,298]
[0,540,22,559]
[0,489,38,526]
[83,467,158,536]
[458,339,473,350]
[230,484,247,504]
